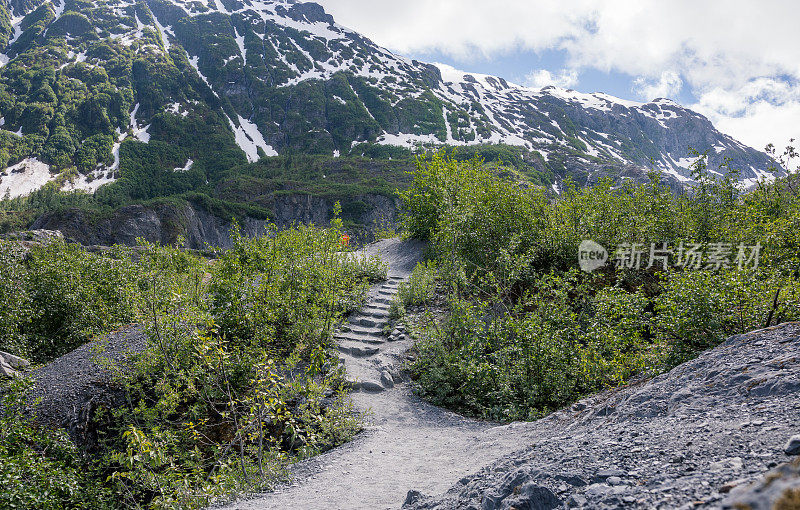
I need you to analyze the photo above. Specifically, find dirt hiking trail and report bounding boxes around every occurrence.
[220,238,529,509]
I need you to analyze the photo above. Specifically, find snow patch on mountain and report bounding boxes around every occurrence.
[174,159,194,172]
[227,115,277,162]
[63,170,117,193]
[377,132,443,148]
[151,11,173,50]
[129,103,151,143]
[0,11,25,66]
[0,159,53,199]
[234,27,246,62]
[188,55,218,97]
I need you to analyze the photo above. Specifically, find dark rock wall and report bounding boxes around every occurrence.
[32,193,400,248]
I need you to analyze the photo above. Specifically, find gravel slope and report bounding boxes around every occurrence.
[27,325,146,427]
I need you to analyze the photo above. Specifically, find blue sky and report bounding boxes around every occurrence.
[407,47,700,107]
[317,0,800,157]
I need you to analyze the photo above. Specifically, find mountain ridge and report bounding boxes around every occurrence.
[0,0,784,201]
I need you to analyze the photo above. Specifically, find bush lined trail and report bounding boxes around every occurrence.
[219,238,800,510]
[220,238,529,509]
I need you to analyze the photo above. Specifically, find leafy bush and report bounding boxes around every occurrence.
[0,217,379,507]
[85,224,374,508]
[655,269,800,363]
[389,261,436,319]
[0,240,140,363]
[411,271,656,420]
[0,379,115,509]
[402,151,800,421]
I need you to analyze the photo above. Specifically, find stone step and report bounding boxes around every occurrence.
[364,301,390,310]
[338,324,384,337]
[362,307,390,317]
[372,297,393,305]
[344,373,395,393]
[361,309,389,319]
[348,379,385,393]
[334,333,384,345]
[337,341,380,357]
[351,315,386,328]
[339,357,393,393]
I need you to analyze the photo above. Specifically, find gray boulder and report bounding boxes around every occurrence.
[0,351,30,378]
[723,459,800,510]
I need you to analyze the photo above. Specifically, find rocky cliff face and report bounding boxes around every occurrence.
[273,193,398,231]
[31,201,270,248]
[31,191,399,247]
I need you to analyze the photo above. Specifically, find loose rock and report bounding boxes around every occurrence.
[785,435,800,456]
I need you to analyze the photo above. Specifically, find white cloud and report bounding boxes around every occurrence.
[693,78,800,151]
[317,0,800,149]
[632,71,682,100]
[525,69,579,89]
[319,0,800,87]
[705,101,800,156]
[316,0,592,59]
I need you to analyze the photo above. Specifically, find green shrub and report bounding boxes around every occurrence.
[0,379,114,509]
[389,261,436,319]
[401,152,800,421]
[655,269,800,363]
[0,240,140,363]
[411,270,656,420]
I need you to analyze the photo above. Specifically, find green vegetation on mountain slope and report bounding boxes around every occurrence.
[1,0,778,239]
[0,144,553,236]
[400,152,800,421]
[0,219,386,508]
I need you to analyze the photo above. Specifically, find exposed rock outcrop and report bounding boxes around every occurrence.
[31,202,270,249]
[30,193,400,249]
[0,351,30,378]
[273,193,399,233]
[724,458,800,510]
[0,229,64,244]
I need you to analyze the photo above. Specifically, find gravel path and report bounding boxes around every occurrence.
[220,238,533,509]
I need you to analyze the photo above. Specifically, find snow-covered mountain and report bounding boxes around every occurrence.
[0,0,782,199]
